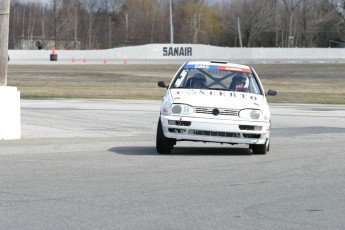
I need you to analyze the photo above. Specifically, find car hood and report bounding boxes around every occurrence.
[170,89,265,109]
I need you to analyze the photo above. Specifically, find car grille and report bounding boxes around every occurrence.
[168,128,261,139]
[188,130,240,137]
[195,107,239,116]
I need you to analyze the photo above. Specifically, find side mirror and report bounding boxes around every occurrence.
[158,81,168,88]
[267,89,277,96]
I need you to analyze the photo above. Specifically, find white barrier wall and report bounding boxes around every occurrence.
[8,44,345,61]
[0,86,21,140]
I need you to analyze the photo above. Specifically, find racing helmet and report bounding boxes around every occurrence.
[230,75,247,90]
[190,73,206,86]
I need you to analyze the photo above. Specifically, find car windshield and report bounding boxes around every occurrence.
[171,64,262,95]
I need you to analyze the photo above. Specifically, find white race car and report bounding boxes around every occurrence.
[156,61,277,154]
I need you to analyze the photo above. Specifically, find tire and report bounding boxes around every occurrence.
[251,138,269,155]
[50,54,58,61]
[156,118,175,154]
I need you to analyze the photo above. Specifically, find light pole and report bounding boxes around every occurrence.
[0,0,10,86]
[237,17,243,48]
[169,0,174,44]
[125,12,128,43]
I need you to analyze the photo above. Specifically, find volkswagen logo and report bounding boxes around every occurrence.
[212,108,219,116]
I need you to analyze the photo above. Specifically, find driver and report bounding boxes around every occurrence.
[190,73,206,89]
[229,75,248,92]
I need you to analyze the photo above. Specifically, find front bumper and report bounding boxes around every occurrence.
[160,115,270,145]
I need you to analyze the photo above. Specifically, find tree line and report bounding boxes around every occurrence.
[9,0,345,50]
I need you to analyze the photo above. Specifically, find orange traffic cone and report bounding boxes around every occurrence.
[83,57,86,63]
[104,57,107,64]
[72,56,75,62]
[52,47,56,55]
[124,57,127,64]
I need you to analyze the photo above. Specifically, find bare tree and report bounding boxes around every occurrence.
[192,0,205,43]
[50,0,63,47]
[6,0,345,48]
[282,0,304,46]
[306,0,340,47]
[173,0,206,43]
[26,2,36,45]
[82,0,103,49]
[61,0,80,49]
[247,0,276,47]
[330,0,345,20]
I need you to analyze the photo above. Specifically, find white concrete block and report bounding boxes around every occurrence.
[0,86,21,140]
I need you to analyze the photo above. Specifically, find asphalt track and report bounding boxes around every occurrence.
[1,99,345,229]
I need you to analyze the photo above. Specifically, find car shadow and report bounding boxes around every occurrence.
[108,146,253,156]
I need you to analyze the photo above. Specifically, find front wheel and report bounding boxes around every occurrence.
[250,138,269,155]
[156,118,175,154]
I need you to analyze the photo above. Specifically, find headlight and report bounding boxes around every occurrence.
[171,104,193,115]
[239,109,262,120]
[250,110,261,119]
